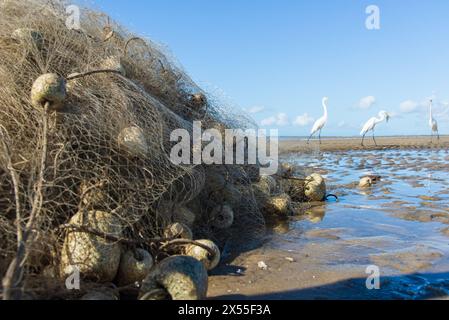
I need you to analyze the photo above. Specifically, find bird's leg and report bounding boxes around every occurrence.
[319,129,322,145]
[372,130,377,146]
[361,133,366,147]
[430,131,433,144]
[437,130,440,142]
[307,134,313,145]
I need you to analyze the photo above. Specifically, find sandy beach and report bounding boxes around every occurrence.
[209,141,449,300]
[280,136,449,154]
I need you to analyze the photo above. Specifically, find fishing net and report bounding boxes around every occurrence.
[0,0,264,298]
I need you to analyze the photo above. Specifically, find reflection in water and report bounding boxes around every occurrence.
[272,222,290,235]
[291,202,328,223]
[304,207,326,224]
[268,218,291,235]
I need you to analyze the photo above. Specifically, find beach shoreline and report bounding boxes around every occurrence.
[279,136,449,154]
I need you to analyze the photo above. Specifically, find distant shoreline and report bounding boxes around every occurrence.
[279,135,449,140]
[279,136,449,153]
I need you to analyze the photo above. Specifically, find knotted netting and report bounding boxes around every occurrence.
[0,0,265,297]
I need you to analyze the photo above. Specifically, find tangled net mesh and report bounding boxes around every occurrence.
[0,0,264,297]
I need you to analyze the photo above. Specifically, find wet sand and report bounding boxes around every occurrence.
[208,241,449,300]
[280,136,449,154]
[208,140,449,300]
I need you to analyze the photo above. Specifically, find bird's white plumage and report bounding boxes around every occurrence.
[429,100,438,133]
[430,119,438,132]
[360,117,377,136]
[360,111,390,146]
[360,111,390,136]
[310,97,328,136]
[429,99,439,142]
[310,116,326,135]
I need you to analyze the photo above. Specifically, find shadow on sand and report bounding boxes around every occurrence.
[211,271,449,300]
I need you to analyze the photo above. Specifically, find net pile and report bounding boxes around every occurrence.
[0,0,264,298]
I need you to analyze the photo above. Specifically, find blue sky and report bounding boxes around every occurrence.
[78,0,449,136]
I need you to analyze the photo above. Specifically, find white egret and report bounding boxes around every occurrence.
[307,97,328,144]
[429,99,439,143]
[360,111,390,146]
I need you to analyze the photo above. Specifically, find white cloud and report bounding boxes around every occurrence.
[260,113,289,126]
[246,106,265,114]
[358,96,376,109]
[260,116,276,126]
[277,113,289,126]
[337,121,347,128]
[440,101,449,116]
[293,113,314,127]
[389,111,400,118]
[400,100,419,113]
[433,100,449,122]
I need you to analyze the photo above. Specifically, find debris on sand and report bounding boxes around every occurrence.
[304,173,327,201]
[258,261,268,270]
[359,175,381,188]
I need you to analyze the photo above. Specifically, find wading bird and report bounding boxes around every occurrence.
[360,111,390,146]
[307,97,328,144]
[429,99,439,143]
